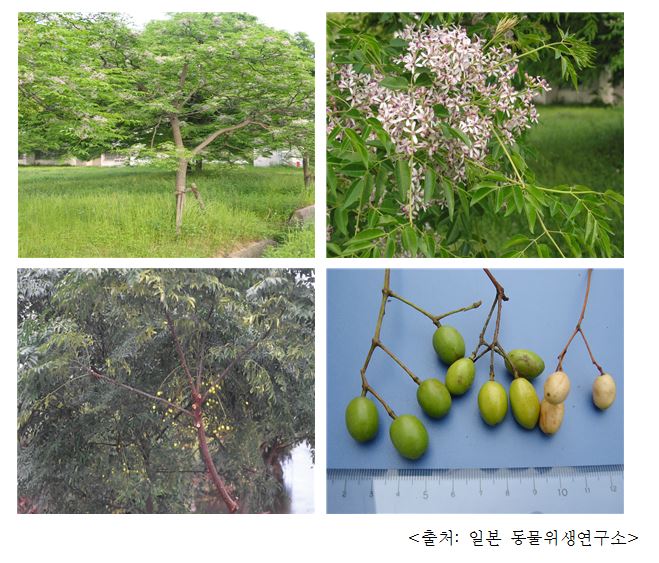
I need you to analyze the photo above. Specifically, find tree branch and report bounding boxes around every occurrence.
[86,367,194,417]
[191,119,269,156]
[163,308,199,397]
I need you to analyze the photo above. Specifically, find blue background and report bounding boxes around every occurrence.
[327,269,624,470]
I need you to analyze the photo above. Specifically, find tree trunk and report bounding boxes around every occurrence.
[175,158,188,234]
[195,412,239,513]
[195,158,203,172]
[302,153,312,188]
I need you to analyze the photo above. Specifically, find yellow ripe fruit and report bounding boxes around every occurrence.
[539,400,565,435]
[593,373,616,410]
[544,371,571,404]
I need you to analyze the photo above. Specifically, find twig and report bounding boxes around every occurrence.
[358,269,479,417]
[555,269,604,375]
[470,269,517,379]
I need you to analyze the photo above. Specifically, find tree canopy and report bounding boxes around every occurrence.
[18,269,314,513]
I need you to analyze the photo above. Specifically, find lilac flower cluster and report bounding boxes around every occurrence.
[329,25,551,216]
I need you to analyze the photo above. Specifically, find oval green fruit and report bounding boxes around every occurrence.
[432,325,465,365]
[478,381,508,426]
[445,357,476,395]
[417,378,452,418]
[505,349,545,379]
[389,414,428,460]
[509,378,541,429]
[345,396,379,442]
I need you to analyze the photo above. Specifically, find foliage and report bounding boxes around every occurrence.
[327,14,623,257]
[18,269,314,513]
[18,165,312,257]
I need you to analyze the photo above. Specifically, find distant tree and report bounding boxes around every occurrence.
[18,269,314,513]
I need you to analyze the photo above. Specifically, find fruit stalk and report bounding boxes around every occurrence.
[470,269,518,379]
[555,269,605,375]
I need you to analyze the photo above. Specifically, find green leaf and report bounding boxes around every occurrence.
[512,185,524,213]
[423,167,436,203]
[536,243,551,258]
[385,234,396,257]
[443,124,472,147]
[433,104,449,118]
[334,207,348,236]
[326,242,342,256]
[585,212,594,243]
[379,76,409,90]
[344,129,370,168]
[389,38,408,48]
[342,179,365,209]
[494,186,505,212]
[343,239,378,253]
[442,179,455,220]
[351,228,386,242]
[457,188,470,220]
[605,189,624,205]
[374,166,387,203]
[567,200,583,221]
[395,160,411,201]
[501,235,529,251]
[524,197,537,233]
[482,172,509,183]
[423,233,436,257]
[327,165,337,195]
[562,233,581,257]
[401,226,418,255]
[470,185,497,206]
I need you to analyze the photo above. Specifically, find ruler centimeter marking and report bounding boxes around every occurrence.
[327,465,623,514]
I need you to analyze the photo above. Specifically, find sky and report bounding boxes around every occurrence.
[128,10,320,43]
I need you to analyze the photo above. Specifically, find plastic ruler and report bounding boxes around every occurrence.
[327,465,623,514]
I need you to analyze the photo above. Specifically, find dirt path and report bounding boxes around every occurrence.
[222,239,277,258]
[218,204,314,258]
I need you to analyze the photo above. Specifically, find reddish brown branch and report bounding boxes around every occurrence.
[471,270,516,379]
[556,269,604,374]
[163,308,198,397]
[196,416,239,513]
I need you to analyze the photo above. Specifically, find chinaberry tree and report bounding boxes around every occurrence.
[18,12,315,232]
[18,269,314,513]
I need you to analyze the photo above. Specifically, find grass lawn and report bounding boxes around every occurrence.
[19,165,313,257]
[526,105,624,193]
[484,105,624,255]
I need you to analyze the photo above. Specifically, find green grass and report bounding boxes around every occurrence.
[19,165,313,257]
[484,105,624,255]
[263,224,315,258]
[526,105,624,192]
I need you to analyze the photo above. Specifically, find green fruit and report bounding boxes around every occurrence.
[445,357,476,395]
[505,349,545,379]
[417,378,452,418]
[345,396,379,442]
[478,381,508,425]
[389,414,428,460]
[509,378,541,429]
[432,325,465,365]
